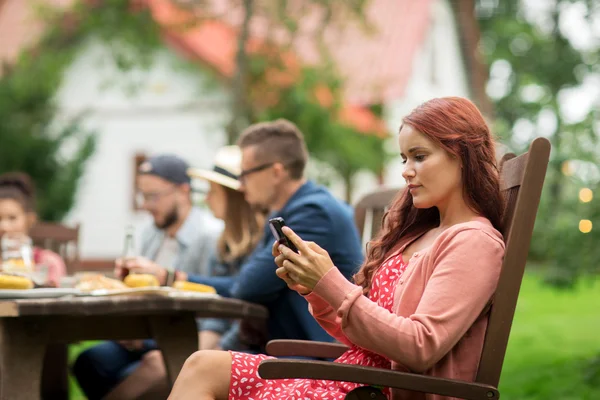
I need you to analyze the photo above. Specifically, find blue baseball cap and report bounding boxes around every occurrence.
[138,154,191,185]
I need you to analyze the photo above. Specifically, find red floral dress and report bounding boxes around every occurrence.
[228,253,408,400]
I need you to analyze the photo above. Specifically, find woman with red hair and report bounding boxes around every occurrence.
[168,97,506,400]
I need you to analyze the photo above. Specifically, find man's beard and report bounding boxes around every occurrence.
[155,205,179,230]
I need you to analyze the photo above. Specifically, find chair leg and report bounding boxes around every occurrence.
[345,386,387,400]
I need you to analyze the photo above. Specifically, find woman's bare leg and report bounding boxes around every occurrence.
[168,350,232,400]
[104,350,167,400]
[199,331,223,350]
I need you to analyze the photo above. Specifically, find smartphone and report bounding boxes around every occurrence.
[268,217,299,253]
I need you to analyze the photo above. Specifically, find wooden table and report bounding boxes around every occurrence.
[0,294,267,400]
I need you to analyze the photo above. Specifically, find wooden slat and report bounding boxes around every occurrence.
[266,339,348,359]
[259,359,499,400]
[354,188,400,245]
[6,315,153,342]
[29,222,81,274]
[477,137,551,385]
[499,152,528,190]
[0,295,268,319]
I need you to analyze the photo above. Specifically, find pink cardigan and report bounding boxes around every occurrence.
[306,217,505,400]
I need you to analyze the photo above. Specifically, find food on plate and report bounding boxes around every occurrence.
[75,273,128,292]
[0,273,34,289]
[172,281,217,294]
[124,273,159,288]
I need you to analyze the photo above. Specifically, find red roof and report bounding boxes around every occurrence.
[0,0,433,135]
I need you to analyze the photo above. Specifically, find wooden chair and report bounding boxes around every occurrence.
[259,137,551,399]
[29,221,81,275]
[26,222,80,399]
[354,188,400,250]
[29,223,80,400]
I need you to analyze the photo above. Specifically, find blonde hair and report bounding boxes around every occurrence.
[217,186,264,263]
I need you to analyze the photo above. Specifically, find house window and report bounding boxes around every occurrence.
[133,153,147,210]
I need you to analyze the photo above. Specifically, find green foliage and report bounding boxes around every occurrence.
[225,0,385,199]
[500,273,600,398]
[0,46,95,221]
[257,65,387,200]
[0,0,167,221]
[477,0,600,282]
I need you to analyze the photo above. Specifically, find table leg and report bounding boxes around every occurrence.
[0,319,47,400]
[148,313,198,385]
[41,343,69,400]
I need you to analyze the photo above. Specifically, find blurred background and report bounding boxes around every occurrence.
[0,0,598,398]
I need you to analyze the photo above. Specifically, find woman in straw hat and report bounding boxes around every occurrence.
[188,145,266,351]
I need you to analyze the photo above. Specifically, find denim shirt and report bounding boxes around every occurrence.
[140,206,223,276]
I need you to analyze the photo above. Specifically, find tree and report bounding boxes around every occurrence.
[223,0,369,145]
[0,39,95,222]
[476,0,600,283]
[216,0,386,201]
[0,0,166,221]
[8,0,384,211]
[257,65,387,202]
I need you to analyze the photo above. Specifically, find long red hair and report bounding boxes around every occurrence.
[354,97,504,294]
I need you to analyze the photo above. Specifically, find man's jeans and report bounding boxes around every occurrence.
[72,340,158,400]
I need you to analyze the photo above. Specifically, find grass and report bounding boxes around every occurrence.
[68,341,98,400]
[67,274,600,399]
[499,273,600,399]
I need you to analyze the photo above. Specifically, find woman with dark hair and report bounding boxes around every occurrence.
[168,97,506,400]
[0,172,67,286]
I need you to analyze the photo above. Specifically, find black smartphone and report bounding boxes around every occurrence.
[268,217,299,253]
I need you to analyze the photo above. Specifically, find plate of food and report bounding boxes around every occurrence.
[0,273,82,299]
[0,287,83,299]
[73,273,219,298]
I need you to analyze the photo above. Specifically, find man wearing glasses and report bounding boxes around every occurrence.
[180,119,364,350]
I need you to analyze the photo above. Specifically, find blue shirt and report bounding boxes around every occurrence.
[189,181,363,343]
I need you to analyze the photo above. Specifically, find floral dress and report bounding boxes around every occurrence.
[228,253,408,400]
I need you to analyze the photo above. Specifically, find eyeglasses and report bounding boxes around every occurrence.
[135,187,176,206]
[238,163,275,183]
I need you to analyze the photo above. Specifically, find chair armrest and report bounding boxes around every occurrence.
[265,340,349,359]
[258,359,499,400]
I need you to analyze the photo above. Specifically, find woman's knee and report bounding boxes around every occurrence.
[182,350,222,375]
[174,350,232,398]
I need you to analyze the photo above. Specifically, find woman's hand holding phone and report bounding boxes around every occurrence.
[271,226,336,292]
[272,240,311,295]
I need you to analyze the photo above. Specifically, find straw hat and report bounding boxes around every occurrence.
[187,146,242,190]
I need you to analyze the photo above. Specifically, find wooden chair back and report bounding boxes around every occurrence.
[29,222,81,275]
[476,137,551,387]
[354,188,400,250]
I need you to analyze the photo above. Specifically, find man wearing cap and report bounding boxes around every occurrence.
[73,154,223,400]
[119,154,223,279]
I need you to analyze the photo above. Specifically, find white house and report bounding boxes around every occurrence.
[0,0,488,263]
